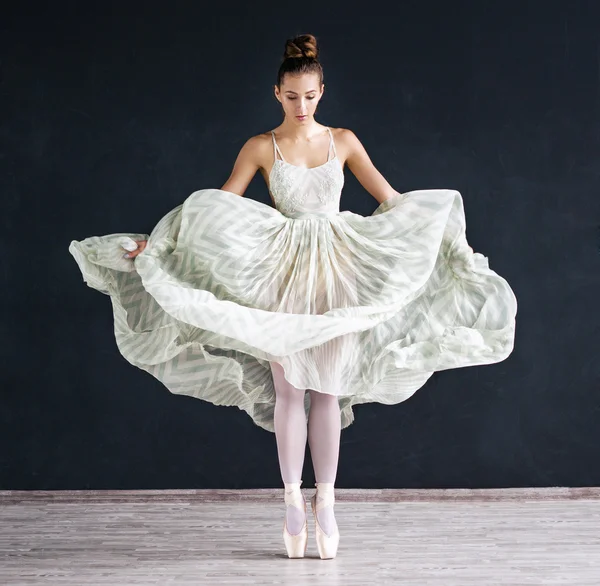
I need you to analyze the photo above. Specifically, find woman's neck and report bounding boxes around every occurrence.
[278,119,326,142]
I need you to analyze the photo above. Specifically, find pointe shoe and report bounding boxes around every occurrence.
[282,481,308,558]
[310,482,340,559]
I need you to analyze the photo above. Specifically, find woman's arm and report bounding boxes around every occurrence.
[220,136,262,196]
[342,129,402,204]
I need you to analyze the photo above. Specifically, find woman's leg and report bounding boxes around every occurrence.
[270,361,308,535]
[307,389,341,536]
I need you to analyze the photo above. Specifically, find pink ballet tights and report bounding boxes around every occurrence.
[270,361,340,537]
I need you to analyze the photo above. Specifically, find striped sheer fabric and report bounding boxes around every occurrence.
[69,130,517,433]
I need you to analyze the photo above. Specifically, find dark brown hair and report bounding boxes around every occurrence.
[276,34,324,88]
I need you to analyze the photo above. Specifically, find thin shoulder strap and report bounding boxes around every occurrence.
[326,127,337,160]
[271,131,286,163]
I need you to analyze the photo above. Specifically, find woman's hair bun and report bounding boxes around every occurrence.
[283,34,319,60]
[276,33,323,87]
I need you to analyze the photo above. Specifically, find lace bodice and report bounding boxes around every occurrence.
[268,127,345,218]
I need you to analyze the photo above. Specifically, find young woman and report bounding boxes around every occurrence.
[69,33,518,560]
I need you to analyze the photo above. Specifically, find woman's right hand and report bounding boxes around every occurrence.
[123,240,147,259]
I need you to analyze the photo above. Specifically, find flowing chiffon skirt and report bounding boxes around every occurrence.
[68,188,517,432]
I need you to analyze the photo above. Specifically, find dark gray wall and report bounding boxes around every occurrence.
[2,1,599,489]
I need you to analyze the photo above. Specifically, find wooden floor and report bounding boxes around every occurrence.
[1,488,600,585]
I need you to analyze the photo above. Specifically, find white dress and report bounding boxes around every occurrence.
[68,127,518,432]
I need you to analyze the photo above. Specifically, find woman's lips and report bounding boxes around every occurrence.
[296,115,307,120]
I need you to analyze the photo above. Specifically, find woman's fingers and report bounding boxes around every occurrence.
[123,240,147,258]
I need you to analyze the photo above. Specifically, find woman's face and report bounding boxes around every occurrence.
[274,73,324,124]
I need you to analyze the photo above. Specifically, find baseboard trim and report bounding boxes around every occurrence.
[1,487,599,504]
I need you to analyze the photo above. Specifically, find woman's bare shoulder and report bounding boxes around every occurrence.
[327,127,356,165]
[249,130,276,142]
[329,126,354,141]
[240,131,274,167]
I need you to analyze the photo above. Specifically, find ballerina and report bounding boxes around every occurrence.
[69,33,517,560]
